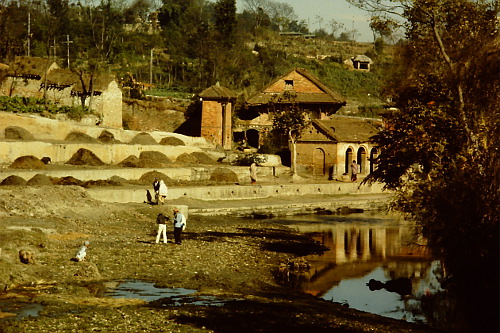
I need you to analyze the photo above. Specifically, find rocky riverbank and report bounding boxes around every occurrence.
[0,186,441,332]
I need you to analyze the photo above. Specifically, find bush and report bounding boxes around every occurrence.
[0,96,94,120]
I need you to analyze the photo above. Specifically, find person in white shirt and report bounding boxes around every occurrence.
[73,240,90,262]
[158,180,168,205]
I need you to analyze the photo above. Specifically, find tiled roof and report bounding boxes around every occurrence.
[7,56,58,77]
[199,85,237,99]
[312,116,380,142]
[246,68,346,106]
[353,55,373,63]
[71,73,116,92]
[45,69,79,86]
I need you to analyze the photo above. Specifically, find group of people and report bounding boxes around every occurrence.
[152,177,168,204]
[155,207,186,245]
[70,207,187,262]
[151,178,187,245]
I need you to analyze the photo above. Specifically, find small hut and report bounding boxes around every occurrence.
[199,84,237,150]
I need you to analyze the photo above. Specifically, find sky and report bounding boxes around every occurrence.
[235,0,375,42]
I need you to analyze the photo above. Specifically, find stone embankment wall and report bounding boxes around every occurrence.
[86,181,386,203]
[0,165,289,184]
[0,112,214,165]
[0,141,211,165]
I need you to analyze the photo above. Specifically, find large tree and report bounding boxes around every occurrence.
[350,0,499,330]
[214,0,237,48]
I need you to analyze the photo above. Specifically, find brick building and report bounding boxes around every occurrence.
[239,68,380,179]
[298,116,381,179]
[237,68,347,149]
[199,84,237,150]
[0,56,122,128]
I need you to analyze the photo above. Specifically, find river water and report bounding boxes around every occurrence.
[268,211,451,327]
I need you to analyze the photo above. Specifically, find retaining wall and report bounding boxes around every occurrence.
[0,112,210,146]
[0,141,216,165]
[0,112,217,165]
[0,165,289,183]
[86,181,386,203]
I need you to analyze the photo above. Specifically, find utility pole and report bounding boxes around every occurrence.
[27,10,31,56]
[50,38,59,58]
[352,17,355,43]
[150,48,153,85]
[63,35,73,68]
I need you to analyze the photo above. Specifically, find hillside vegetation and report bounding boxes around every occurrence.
[0,0,395,115]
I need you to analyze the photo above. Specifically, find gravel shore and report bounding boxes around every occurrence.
[0,186,440,332]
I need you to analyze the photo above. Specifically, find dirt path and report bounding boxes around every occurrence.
[0,186,440,332]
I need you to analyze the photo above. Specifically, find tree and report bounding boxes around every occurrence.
[270,91,311,178]
[328,19,344,39]
[214,0,237,48]
[369,15,398,42]
[0,0,28,59]
[351,0,499,330]
[46,0,70,37]
[242,0,297,32]
[268,2,296,32]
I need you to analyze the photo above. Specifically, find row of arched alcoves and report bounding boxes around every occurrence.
[311,146,379,178]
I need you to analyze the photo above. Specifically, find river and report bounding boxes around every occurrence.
[268,211,461,331]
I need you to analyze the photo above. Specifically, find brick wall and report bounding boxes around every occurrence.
[201,100,222,145]
[265,71,323,94]
[296,141,337,178]
[200,100,232,149]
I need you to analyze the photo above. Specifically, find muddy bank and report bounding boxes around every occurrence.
[0,186,440,332]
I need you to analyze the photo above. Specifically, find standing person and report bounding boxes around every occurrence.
[249,162,257,184]
[173,208,186,245]
[155,213,168,244]
[152,177,160,204]
[72,240,90,262]
[158,180,168,205]
[351,160,359,182]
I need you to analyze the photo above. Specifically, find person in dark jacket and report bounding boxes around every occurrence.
[155,213,168,244]
[152,177,160,204]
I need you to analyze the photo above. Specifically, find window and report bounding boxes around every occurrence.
[284,80,294,90]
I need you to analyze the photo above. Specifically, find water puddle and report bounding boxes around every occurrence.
[0,301,43,320]
[102,280,227,306]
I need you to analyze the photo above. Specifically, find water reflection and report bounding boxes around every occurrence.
[102,280,227,306]
[0,301,43,320]
[272,213,444,324]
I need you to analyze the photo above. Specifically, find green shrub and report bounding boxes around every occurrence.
[0,96,94,119]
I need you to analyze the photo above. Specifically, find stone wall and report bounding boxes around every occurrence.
[0,141,207,165]
[85,181,387,203]
[0,112,216,165]
[0,112,210,146]
[0,76,122,129]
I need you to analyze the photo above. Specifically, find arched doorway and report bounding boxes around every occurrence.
[357,147,367,174]
[313,148,326,177]
[345,147,353,174]
[370,148,379,173]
